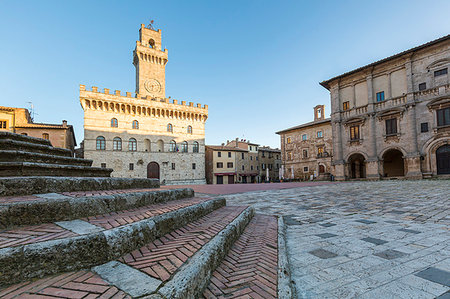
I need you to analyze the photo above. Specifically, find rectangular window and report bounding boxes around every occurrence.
[241,153,245,159]
[376,91,385,102]
[437,107,450,127]
[287,152,292,160]
[262,163,266,170]
[317,146,324,155]
[418,83,426,91]
[287,137,291,144]
[343,101,350,110]
[227,162,233,168]
[129,163,134,171]
[250,156,253,160]
[217,152,221,157]
[171,163,175,170]
[303,167,308,172]
[192,163,196,169]
[242,165,244,170]
[228,152,231,157]
[350,125,360,141]
[0,120,7,129]
[101,163,106,168]
[421,122,429,133]
[217,162,223,168]
[251,165,253,170]
[317,131,323,138]
[269,164,273,170]
[302,150,308,159]
[434,68,448,77]
[385,118,397,135]
[302,134,307,141]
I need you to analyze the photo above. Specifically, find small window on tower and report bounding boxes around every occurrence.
[149,39,155,48]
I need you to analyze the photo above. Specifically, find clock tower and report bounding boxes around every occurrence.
[133,24,168,98]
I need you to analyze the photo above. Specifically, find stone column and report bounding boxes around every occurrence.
[366,113,380,180]
[355,161,360,179]
[387,72,392,99]
[352,84,356,108]
[404,59,422,179]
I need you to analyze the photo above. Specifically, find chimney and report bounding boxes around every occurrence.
[62,120,67,127]
[221,143,225,146]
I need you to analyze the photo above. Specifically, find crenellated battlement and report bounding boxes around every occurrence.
[79,84,208,110]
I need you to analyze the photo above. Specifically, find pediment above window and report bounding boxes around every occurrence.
[377,108,405,120]
[427,97,450,110]
[427,58,450,70]
[344,117,366,126]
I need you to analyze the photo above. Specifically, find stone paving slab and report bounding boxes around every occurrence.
[202,214,278,299]
[222,180,450,298]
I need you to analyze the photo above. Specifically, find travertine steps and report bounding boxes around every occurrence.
[0,131,113,177]
[0,176,160,197]
[0,150,92,166]
[202,214,278,299]
[0,188,193,228]
[0,193,225,286]
[0,205,254,298]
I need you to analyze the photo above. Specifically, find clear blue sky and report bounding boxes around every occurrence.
[1,0,449,148]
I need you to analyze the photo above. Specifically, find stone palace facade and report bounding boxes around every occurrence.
[321,35,450,180]
[80,24,208,184]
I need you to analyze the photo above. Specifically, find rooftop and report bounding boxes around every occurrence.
[206,145,248,152]
[276,118,331,134]
[320,34,450,90]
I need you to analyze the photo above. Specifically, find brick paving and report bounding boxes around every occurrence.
[223,180,450,298]
[0,197,208,248]
[85,197,207,229]
[203,214,278,299]
[61,188,160,197]
[120,206,247,281]
[0,223,77,249]
[0,270,130,298]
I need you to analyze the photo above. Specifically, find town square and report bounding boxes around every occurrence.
[0,1,449,298]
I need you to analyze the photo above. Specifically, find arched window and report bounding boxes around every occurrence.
[181,141,188,152]
[149,39,155,48]
[167,123,173,133]
[113,137,122,151]
[96,136,106,150]
[187,126,192,134]
[132,120,139,129]
[144,139,151,152]
[111,118,118,128]
[42,133,49,140]
[170,140,177,152]
[128,138,137,151]
[193,141,199,153]
[157,140,164,152]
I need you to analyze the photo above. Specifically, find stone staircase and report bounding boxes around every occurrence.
[0,184,292,298]
[0,131,112,177]
[0,131,293,298]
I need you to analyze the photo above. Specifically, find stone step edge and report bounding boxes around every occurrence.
[0,188,194,229]
[0,197,226,287]
[0,150,93,166]
[91,206,254,299]
[0,138,71,157]
[0,176,160,197]
[0,161,112,172]
[278,216,297,299]
[0,131,52,146]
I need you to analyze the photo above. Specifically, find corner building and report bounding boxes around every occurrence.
[321,35,450,180]
[80,24,208,184]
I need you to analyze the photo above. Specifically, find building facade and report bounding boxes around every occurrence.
[205,145,247,184]
[226,139,260,183]
[276,105,333,180]
[0,106,76,153]
[80,24,208,184]
[321,35,450,180]
[258,146,282,182]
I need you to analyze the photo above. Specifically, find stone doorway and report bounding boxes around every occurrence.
[319,165,325,174]
[436,144,450,174]
[147,162,160,179]
[383,149,404,177]
[348,153,366,179]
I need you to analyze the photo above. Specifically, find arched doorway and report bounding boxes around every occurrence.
[147,162,160,179]
[319,165,325,174]
[383,149,404,177]
[348,153,366,179]
[437,145,450,174]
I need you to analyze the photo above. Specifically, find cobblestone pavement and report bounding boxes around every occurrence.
[223,180,450,299]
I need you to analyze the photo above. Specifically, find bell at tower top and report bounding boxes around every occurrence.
[138,23,163,51]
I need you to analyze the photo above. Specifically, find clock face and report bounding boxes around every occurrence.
[144,79,161,93]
